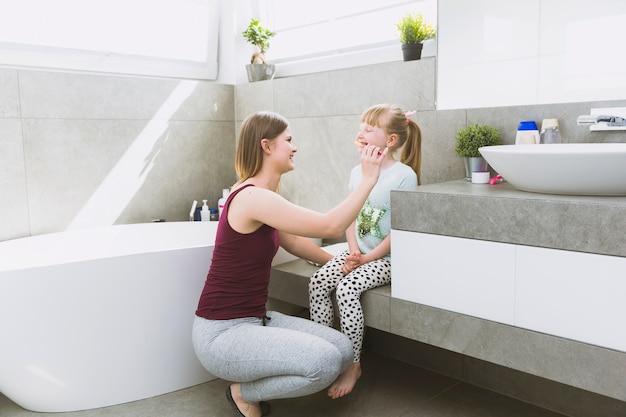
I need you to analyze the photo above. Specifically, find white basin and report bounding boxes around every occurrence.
[479,143,626,196]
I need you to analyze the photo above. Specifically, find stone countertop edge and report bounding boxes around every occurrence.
[391,180,626,258]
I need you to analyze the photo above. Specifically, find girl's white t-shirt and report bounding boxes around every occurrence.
[348,161,418,259]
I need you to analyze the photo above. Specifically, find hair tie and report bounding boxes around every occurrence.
[405,110,416,124]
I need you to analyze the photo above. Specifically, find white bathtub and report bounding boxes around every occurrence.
[0,221,218,412]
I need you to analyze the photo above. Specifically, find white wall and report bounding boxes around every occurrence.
[437,0,626,109]
[216,0,265,85]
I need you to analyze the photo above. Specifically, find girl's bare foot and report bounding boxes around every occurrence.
[327,362,362,399]
[227,383,262,417]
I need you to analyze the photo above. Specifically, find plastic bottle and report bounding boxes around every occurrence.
[540,119,562,144]
[515,121,540,145]
[200,200,211,221]
[218,188,230,219]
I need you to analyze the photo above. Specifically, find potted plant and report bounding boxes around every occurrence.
[454,123,500,180]
[242,18,276,82]
[396,12,436,61]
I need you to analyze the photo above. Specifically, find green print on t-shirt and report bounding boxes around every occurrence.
[357,200,387,239]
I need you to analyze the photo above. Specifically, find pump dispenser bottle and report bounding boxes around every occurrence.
[540,119,562,144]
[200,200,210,221]
[218,188,230,219]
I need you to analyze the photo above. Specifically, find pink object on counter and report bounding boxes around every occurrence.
[490,175,503,185]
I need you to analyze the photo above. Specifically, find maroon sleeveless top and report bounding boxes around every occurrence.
[195,184,280,320]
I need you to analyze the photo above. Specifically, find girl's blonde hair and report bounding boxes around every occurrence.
[360,104,422,184]
[234,111,289,185]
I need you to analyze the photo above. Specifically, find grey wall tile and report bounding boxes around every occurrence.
[115,120,237,224]
[415,108,467,184]
[22,119,235,234]
[468,100,626,145]
[170,82,235,121]
[278,115,358,212]
[23,119,148,234]
[0,70,20,118]
[0,119,29,240]
[235,80,275,120]
[390,296,626,402]
[274,59,436,119]
[362,288,391,332]
[19,71,233,122]
[5,61,626,244]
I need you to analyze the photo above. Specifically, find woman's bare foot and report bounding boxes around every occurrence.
[227,384,262,417]
[327,362,362,399]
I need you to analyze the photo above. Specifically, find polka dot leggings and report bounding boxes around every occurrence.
[308,251,391,362]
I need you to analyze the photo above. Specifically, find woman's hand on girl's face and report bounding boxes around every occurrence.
[358,144,385,158]
[358,144,387,181]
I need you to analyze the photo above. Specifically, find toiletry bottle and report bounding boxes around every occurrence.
[515,121,540,145]
[190,200,198,221]
[209,208,219,221]
[200,200,211,221]
[218,188,230,219]
[540,119,562,144]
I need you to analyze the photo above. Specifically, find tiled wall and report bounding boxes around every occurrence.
[0,69,236,241]
[2,59,625,242]
[235,59,443,213]
[235,58,626,215]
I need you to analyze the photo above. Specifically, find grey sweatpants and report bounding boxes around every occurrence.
[192,310,353,402]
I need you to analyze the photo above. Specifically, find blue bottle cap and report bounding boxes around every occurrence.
[518,120,538,130]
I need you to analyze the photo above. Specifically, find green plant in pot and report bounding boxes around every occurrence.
[396,12,436,61]
[455,123,500,181]
[242,18,276,82]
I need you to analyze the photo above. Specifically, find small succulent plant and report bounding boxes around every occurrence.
[455,124,500,157]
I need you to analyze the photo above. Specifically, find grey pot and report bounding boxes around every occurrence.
[464,157,489,181]
[401,43,424,61]
[246,64,276,82]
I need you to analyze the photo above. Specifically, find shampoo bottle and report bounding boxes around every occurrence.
[515,121,540,145]
[200,200,211,221]
[218,188,230,219]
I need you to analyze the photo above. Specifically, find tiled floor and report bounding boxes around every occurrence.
[0,352,566,417]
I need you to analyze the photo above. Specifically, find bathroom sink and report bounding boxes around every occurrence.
[479,143,626,196]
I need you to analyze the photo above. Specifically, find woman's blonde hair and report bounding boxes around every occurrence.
[234,111,289,185]
[360,104,422,184]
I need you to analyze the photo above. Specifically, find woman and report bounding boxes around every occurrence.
[192,111,386,417]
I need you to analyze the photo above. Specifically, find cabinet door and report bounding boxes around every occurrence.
[516,246,626,351]
[391,230,516,324]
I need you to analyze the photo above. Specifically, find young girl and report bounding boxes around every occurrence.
[192,111,386,417]
[308,104,421,399]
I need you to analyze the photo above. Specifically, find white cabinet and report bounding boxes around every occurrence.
[391,230,516,325]
[516,246,626,352]
[392,230,626,351]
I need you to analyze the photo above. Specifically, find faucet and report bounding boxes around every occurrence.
[577,114,626,126]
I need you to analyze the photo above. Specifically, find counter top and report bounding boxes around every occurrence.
[391,180,626,257]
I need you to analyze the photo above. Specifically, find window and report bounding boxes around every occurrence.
[260,0,437,77]
[0,0,218,80]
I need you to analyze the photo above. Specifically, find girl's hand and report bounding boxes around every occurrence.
[341,251,362,275]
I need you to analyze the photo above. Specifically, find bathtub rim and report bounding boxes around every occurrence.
[0,221,218,272]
